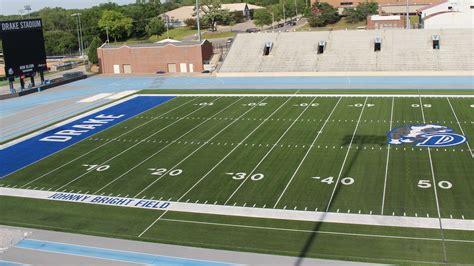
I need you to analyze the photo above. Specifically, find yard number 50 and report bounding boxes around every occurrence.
[418,180,452,189]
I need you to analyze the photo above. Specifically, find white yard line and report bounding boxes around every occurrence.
[381,97,395,215]
[138,210,168,237]
[1,187,473,231]
[55,97,223,191]
[133,97,271,198]
[446,97,474,158]
[419,96,448,263]
[139,94,474,98]
[94,97,245,194]
[273,97,342,208]
[325,97,368,212]
[178,97,297,202]
[19,97,197,188]
[224,97,318,205]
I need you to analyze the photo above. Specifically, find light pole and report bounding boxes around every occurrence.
[71,13,84,57]
[270,12,275,29]
[195,0,202,42]
[406,0,410,29]
[162,14,170,39]
[294,0,298,18]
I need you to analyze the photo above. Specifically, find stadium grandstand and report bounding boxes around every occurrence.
[218,29,474,74]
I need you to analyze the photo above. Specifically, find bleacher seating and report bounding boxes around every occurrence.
[218,29,474,73]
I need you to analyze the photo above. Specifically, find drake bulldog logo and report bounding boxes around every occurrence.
[387,124,467,147]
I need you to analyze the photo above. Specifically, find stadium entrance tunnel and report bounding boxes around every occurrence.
[374,37,382,52]
[263,42,273,56]
[317,41,326,54]
[432,35,440,49]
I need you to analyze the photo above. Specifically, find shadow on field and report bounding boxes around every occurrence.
[295,134,383,265]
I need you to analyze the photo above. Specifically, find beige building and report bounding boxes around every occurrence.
[164,3,264,26]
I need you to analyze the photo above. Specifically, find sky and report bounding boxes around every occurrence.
[0,0,136,16]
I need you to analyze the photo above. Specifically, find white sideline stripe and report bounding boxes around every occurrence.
[381,97,395,214]
[446,97,474,159]
[78,93,114,103]
[138,211,168,237]
[325,97,368,212]
[106,90,138,100]
[160,218,474,244]
[273,97,342,208]
[1,187,473,231]
[139,93,474,98]
[224,97,318,205]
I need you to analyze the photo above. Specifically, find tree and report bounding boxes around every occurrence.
[307,2,340,27]
[98,10,133,42]
[87,36,102,64]
[198,0,230,31]
[344,1,378,23]
[253,9,273,27]
[43,31,78,55]
[145,17,166,36]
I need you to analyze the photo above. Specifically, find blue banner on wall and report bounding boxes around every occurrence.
[0,96,175,178]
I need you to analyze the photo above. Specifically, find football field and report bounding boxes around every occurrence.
[1,93,473,263]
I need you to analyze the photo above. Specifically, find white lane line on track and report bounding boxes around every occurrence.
[94,97,244,194]
[178,97,300,202]
[381,97,395,214]
[78,93,114,103]
[273,97,342,208]
[419,96,448,263]
[55,97,222,191]
[20,97,198,189]
[133,97,271,198]
[446,97,474,159]
[223,97,319,205]
[325,97,368,212]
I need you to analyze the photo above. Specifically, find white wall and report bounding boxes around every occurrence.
[422,0,474,29]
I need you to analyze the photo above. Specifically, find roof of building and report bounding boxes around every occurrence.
[417,0,449,12]
[164,3,263,21]
[380,4,428,14]
[99,40,206,49]
[370,15,402,20]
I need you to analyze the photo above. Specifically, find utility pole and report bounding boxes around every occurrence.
[196,0,202,42]
[78,13,84,57]
[163,14,170,39]
[271,12,275,29]
[406,0,410,29]
[72,13,82,56]
[294,0,298,18]
[283,4,286,23]
[106,26,110,43]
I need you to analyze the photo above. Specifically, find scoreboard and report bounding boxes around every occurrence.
[0,18,47,78]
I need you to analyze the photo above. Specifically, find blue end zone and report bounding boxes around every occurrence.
[0,96,175,178]
[16,239,233,266]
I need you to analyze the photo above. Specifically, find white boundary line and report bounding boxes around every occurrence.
[133,96,271,198]
[273,97,343,208]
[95,97,244,194]
[55,96,224,191]
[224,97,318,205]
[446,97,474,158]
[1,187,473,231]
[419,96,448,262]
[159,218,474,243]
[325,97,368,212]
[138,211,168,237]
[138,93,474,98]
[381,97,395,214]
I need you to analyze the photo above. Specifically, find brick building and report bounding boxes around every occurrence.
[97,40,213,74]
